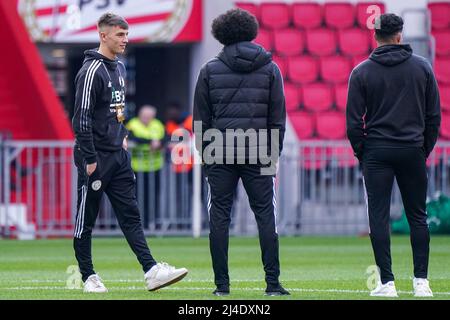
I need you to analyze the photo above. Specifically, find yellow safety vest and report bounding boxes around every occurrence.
[126,118,165,172]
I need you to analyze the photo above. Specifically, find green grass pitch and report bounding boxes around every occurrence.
[1,236,449,300]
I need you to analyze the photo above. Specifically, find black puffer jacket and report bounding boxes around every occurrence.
[193,41,286,163]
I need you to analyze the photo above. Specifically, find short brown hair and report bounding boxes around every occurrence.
[97,13,129,30]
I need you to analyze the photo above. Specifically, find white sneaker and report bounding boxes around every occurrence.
[413,278,433,297]
[83,274,108,293]
[145,262,188,291]
[370,281,398,297]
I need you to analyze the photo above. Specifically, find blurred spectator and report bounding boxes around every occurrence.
[126,105,165,228]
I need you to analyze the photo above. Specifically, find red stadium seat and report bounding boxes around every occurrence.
[440,84,450,112]
[260,3,291,30]
[284,82,301,112]
[427,146,443,166]
[324,3,355,29]
[428,2,450,30]
[328,146,358,167]
[235,2,260,19]
[287,56,319,84]
[289,112,315,139]
[352,54,369,68]
[306,28,338,56]
[440,113,450,139]
[302,83,334,112]
[370,30,378,50]
[356,2,386,29]
[435,57,450,84]
[339,28,371,56]
[316,111,346,139]
[272,55,287,78]
[433,30,450,57]
[300,146,330,169]
[274,29,305,56]
[254,28,273,51]
[335,83,348,111]
[320,55,352,84]
[292,3,323,29]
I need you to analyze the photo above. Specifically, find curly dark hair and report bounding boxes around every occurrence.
[211,8,259,46]
[375,13,404,41]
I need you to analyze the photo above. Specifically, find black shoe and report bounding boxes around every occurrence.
[213,286,230,296]
[265,284,290,296]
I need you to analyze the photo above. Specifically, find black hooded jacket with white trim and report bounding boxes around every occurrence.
[72,49,128,164]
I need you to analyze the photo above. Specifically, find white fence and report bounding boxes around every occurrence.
[1,136,449,238]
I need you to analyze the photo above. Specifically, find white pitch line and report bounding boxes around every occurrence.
[18,279,262,284]
[17,277,450,283]
[3,286,450,296]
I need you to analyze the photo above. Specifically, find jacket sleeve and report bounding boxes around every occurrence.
[72,65,102,164]
[268,63,286,156]
[423,68,441,158]
[346,69,366,160]
[193,66,212,156]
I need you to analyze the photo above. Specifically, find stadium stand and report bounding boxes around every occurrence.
[316,111,346,139]
[287,55,319,84]
[338,28,371,56]
[302,82,334,112]
[324,2,356,29]
[240,1,381,144]
[274,28,305,56]
[430,3,450,134]
[0,1,72,140]
[260,2,291,29]
[237,1,450,143]
[292,2,323,29]
[289,111,315,139]
[428,2,450,30]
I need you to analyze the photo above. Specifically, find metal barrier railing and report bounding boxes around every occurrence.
[1,139,449,238]
[0,140,75,239]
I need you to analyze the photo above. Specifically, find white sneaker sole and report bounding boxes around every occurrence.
[370,292,398,298]
[147,269,188,291]
[414,292,433,297]
[83,288,108,293]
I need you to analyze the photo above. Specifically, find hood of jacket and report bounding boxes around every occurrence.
[218,41,272,73]
[369,44,413,66]
[83,49,118,70]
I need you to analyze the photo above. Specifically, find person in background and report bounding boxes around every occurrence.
[126,105,165,229]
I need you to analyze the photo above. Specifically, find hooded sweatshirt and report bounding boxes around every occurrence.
[193,41,286,163]
[72,49,128,164]
[346,44,441,159]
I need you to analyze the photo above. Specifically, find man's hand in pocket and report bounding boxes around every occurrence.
[86,163,97,176]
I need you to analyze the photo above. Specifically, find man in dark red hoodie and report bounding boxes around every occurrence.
[346,13,441,298]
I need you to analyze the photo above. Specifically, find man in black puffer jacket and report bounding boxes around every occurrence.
[346,13,440,298]
[193,8,288,296]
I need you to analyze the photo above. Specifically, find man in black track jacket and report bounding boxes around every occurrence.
[72,13,187,293]
[346,13,440,298]
[193,8,288,297]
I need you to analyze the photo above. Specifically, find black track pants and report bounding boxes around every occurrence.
[73,147,157,282]
[362,147,430,284]
[204,164,280,287]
